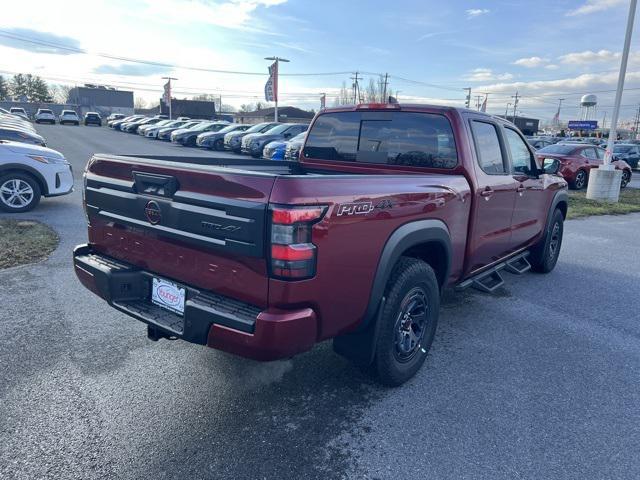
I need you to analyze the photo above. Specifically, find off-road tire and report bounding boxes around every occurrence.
[373,257,440,387]
[530,208,564,273]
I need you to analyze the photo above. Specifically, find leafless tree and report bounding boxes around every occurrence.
[50,84,73,104]
[134,97,148,109]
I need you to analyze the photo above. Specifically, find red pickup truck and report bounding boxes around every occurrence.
[73,104,568,385]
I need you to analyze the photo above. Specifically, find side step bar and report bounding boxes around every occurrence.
[456,251,530,294]
[505,255,531,275]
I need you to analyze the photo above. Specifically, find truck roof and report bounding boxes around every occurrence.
[318,102,500,120]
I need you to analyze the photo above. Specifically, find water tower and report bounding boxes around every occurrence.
[580,94,598,120]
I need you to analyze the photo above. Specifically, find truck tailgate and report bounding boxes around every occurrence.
[84,154,275,308]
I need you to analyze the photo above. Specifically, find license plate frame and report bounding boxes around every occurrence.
[151,277,186,316]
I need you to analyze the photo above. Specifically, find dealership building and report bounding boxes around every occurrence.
[498,115,540,136]
[66,85,134,117]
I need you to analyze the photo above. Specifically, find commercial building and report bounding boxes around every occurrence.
[66,85,134,117]
[498,115,540,136]
[158,99,216,119]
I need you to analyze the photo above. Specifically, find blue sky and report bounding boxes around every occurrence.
[0,0,638,124]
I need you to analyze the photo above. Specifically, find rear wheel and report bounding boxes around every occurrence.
[530,208,564,273]
[621,169,631,188]
[372,257,439,386]
[0,173,42,213]
[572,170,588,190]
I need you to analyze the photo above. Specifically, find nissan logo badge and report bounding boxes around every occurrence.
[145,200,162,225]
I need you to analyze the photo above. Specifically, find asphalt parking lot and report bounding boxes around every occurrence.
[1,124,639,480]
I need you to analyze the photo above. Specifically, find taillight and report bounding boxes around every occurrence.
[269,205,326,280]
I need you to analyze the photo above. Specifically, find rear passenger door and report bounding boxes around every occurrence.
[467,118,518,272]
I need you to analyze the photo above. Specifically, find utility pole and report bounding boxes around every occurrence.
[634,104,640,135]
[219,94,222,115]
[602,110,607,130]
[475,95,483,111]
[382,73,389,103]
[161,76,178,119]
[464,87,472,109]
[351,72,361,104]
[264,56,290,122]
[556,98,565,126]
[511,91,520,123]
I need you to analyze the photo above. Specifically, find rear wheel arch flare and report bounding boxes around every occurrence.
[360,219,452,331]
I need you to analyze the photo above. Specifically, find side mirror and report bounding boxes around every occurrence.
[542,158,560,175]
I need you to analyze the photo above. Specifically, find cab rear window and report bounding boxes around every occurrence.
[303,111,458,168]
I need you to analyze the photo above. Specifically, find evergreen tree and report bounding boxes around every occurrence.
[29,75,50,102]
[10,74,28,99]
[0,75,8,100]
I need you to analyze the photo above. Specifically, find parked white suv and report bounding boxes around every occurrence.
[59,110,80,125]
[35,109,56,124]
[0,141,73,212]
[9,107,30,121]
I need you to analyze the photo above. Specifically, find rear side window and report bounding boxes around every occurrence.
[303,111,458,168]
[471,121,506,174]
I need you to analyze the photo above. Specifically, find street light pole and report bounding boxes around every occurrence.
[603,0,637,166]
[264,56,289,122]
[587,0,637,202]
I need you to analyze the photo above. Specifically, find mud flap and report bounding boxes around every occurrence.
[332,297,386,367]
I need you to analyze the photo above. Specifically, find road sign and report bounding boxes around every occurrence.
[568,120,598,130]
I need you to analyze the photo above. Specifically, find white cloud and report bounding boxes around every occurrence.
[559,49,619,64]
[463,68,513,82]
[566,0,625,16]
[545,64,559,70]
[513,56,550,68]
[466,8,490,18]
[475,70,640,98]
[139,0,288,33]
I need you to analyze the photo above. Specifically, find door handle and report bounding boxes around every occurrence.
[516,184,526,193]
[480,187,493,198]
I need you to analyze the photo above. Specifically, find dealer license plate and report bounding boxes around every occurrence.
[151,277,186,316]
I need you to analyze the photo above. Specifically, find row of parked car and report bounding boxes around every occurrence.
[7,106,102,126]
[107,113,309,161]
[0,108,73,212]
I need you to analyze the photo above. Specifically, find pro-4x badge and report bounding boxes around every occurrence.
[336,202,374,216]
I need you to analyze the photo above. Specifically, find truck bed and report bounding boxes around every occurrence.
[112,154,321,176]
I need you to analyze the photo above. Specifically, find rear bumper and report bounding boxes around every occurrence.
[73,244,317,360]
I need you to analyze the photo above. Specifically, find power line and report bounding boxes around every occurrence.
[388,74,464,92]
[0,29,355,78]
